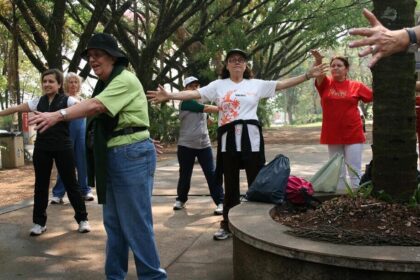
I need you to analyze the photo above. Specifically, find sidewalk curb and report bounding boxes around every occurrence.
[0,198,33,215]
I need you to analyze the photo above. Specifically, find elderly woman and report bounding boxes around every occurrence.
[311,49,373,189]
[51,72,94,204]
[0,69,90,236]
[147,48,328,240]
[29,33,167,280]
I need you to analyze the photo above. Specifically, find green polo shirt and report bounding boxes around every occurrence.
[95,70,150,148]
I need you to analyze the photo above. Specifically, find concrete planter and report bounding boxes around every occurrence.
[229,202,420,280]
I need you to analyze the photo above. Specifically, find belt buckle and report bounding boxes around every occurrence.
[125,127,134,134]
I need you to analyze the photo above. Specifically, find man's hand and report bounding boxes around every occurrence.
[349,8,410,68]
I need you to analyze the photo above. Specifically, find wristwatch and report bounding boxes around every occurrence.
[59,109,67,120]
[405,28,418,53]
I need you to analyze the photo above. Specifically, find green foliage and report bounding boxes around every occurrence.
[293,114,323,125]
[408,184,420,207]
[344,161,374,199]
[346,180,374,198]
[0,114,12,127]
[257,99,273,128]
[207,120,218,142]
[0,0,374,141]
[376,190,394,203]
[148,103,179,143]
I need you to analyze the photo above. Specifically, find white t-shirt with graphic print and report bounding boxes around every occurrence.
[198,78,277,152]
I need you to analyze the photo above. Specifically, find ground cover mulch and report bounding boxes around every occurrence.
[272,196,420,246]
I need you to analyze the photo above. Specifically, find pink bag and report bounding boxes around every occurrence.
[286,175,314,204]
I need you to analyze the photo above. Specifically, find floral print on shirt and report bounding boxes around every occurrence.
[219,90,240,125]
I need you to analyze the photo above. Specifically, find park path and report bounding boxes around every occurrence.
[0,140,373,280]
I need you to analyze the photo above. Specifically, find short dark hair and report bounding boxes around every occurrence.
[41,69,64,94]
[330,56,350,68]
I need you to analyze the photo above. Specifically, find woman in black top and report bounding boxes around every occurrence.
[0,69,90,236]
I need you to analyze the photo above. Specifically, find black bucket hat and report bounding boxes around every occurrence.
[81,33,129,66]
[225,48,249,62]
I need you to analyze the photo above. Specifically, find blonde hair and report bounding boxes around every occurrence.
[63,72,83,95]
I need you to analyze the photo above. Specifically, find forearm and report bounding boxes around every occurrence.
[0,103,30,116]
[276,74,309,91]
[170,90,201,100]
[203,105,219,113]
[64,98,107,120]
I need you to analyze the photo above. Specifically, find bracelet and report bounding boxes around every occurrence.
[405,28,417,45]
[305,72,310,80]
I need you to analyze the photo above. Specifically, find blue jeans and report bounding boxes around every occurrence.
[52,118,92,197]
[104,139,167,280]
[176,145,224,205]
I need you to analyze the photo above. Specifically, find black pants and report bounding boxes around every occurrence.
[220,152,262,231]
[32,147,87,226]
[176,145,224,205]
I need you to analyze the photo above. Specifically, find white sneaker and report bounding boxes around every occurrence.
[214,203,223,215]
[83,192,95,201]
[213,228,232,241]
[173,200,185,210]
[50,196,63,204]
[30,224,46,236]
[78,221,91,233]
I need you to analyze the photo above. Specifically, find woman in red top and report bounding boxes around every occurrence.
[311,50,373,188]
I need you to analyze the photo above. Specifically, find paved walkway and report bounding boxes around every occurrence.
[0,144,372,279]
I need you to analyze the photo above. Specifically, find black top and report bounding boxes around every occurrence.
[35,93,72,151]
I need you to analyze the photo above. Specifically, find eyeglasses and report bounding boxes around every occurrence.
[228,57,246,64]
[86,49,108,60]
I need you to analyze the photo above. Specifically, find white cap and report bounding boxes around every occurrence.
[183,76,199,87]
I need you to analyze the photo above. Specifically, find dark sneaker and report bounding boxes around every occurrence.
[213,228,232,241]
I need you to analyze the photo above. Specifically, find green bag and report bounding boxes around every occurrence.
[309,153,344,193]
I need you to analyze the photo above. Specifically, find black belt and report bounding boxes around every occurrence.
[111,126,148,138]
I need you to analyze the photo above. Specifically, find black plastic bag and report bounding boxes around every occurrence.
[245,154,290,204]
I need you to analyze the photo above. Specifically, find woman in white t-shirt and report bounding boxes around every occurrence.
[147,49,328,240]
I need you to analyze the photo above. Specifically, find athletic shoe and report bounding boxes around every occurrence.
[50,196,63,204]
[29,224,46,236]
[173,200,185,210]
[78,221,91,233]
[214,203,223,215]
[213,228,232,241]
[83,192,95,201]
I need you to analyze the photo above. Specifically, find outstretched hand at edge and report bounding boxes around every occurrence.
[348,8,409,68]
[146,85,170,103]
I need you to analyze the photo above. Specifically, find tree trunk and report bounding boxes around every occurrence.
[7,3,20,130]
[372,0,417,200]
